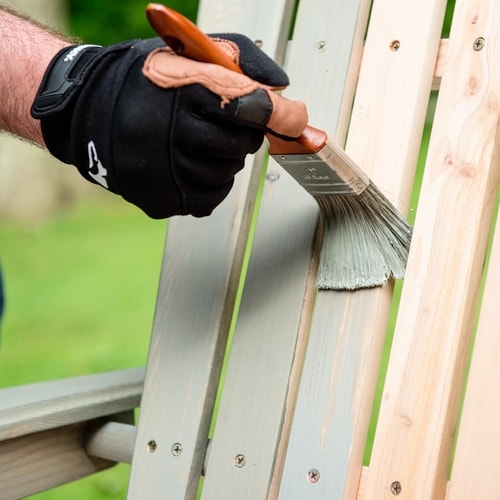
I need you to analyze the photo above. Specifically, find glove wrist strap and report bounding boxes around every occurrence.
[31,44,102,118]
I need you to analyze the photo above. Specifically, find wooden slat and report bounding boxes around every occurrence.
[365,0,500,497]
[126,2,295,498]
[0,416,131,499]
[0,368,143,441]
[201,0,371,498]
[277,0,447,498]
[447,145,500,495]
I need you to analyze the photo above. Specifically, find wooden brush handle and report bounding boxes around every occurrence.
[145,3,327,155]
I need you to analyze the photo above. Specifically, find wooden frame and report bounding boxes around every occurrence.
[0,369,143,497]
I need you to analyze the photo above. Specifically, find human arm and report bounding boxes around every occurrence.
[0,6,70,146]
[2,6,307,219]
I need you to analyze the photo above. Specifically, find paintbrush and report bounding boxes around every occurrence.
[145,3,412,290]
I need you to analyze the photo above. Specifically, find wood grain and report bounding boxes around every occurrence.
[447,103,500,499]
[0,421,115,499]
[365,0,500,497]
[201,0,372,498]
[278,0,447,497]
[0,368,143,441]
[126,2,296,498]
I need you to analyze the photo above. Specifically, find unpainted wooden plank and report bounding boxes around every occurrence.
[446,145,500,497]
[0,368,143,441]
[277,0,447,498]
[365,0,500,497]
[126,2,295,499]
[201,0,372,498]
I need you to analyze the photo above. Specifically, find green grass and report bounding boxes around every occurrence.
[0,196,166,499]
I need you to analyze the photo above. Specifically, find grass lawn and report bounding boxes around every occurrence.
[0,196,167,499]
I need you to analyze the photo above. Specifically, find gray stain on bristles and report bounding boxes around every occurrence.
[315,183,412,290]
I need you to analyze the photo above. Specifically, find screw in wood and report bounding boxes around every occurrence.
[316,41,326,52]
[307,468,320,484]
[390,481,402,495]
[171,442,183,457]
[389,40,401,51]
[473,37,485,51]
[147,440,157,453]
[234,454,246,468]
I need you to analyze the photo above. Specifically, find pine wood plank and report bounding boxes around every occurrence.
[447,153,500,496]
[277,0,447,498]
[201,0,371,498]
[365,0,500,497]
[0,368,143,441]
[126,2,295,498]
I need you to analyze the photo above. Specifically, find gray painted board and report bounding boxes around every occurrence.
[126,2,295,498]
[201,0,371,497]
[0,368,143,441]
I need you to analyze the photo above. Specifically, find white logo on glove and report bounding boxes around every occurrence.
[63,44,101,62]
[87,141,108,189]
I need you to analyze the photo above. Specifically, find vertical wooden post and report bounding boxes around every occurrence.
[278,0,447,498]
[365,0,500,497]
[127,2,295,498]
[202,0,372,498]
[447,158,500,498]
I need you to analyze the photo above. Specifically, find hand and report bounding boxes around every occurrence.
[31,35,307,218]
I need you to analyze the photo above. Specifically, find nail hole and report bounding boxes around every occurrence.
[147,440,157,453]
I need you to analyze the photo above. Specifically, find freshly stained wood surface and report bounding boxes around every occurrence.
[126,1,295,498]
[202,0,371,498]
[85,421,137,464]
[0,421,115,499]
[365,0,500,497]
[278,0,447,497]
[0,368,143,441]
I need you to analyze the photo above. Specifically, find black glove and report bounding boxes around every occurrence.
[31,35,296,218]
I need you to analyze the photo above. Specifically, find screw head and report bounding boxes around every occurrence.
[389,40,401,51]
[235,454,246,468]
[307,468,320,484]
[316,41,326,51]
[171,442,183,456]
[473,37,485,51]
[390,481,402,495]
[146,440,157,453]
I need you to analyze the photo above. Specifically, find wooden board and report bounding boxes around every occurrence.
[365,0,500,497]
[126,2,295,498]
[0,421,114,499]
[0,368,143,441]
[447,174,500,498]
[201,0,372,497]
[278,0,448,498]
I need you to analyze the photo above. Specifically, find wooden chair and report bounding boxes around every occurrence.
[2,0,500,497]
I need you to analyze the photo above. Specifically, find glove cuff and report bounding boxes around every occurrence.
[31,44,102,118]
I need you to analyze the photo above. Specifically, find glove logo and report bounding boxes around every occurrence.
[87,141,108,189]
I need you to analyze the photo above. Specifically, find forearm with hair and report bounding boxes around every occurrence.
[0,6,71,146]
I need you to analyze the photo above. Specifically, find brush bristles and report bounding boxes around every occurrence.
[315,182,412,290]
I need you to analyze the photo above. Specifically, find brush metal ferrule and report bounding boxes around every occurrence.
[271,141,369,196]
